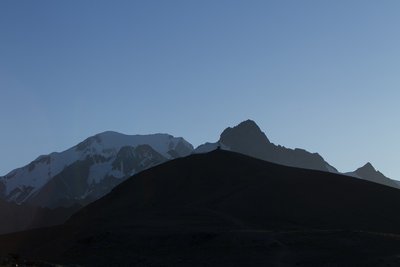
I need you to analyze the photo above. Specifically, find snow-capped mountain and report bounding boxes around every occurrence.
[0,131,193,207]
[195,120,338,173]
[2,119,398,210]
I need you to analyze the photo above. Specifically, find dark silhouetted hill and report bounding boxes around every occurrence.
[0,199,79,234]
[2,150,400,266]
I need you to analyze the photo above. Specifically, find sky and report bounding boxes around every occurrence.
[1,0,400,179]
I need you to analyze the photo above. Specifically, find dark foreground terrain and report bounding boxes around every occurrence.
[2,150,400,266]
[0,200,80,235]
[3,227,400,267]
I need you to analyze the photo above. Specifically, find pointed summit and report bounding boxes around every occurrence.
[355,162,377,176]
[195,119,336,173]
[220,119,271,146]
[235,119,263,131]
[219,120,272,160]
[350,162,399,188]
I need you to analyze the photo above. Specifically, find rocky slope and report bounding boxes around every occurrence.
[0,131,193,208]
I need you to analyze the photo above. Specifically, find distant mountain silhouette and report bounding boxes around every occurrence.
[345,162,399,188]
[196,120,337,172]
[1,119,398,214]
[195,120,400,189]
[2,150,400,266]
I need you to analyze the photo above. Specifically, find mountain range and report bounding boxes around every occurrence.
[0,120,397,212]
[2,150,400,266]
[0,132,193,208]
[1,120,400,265]
[196,120,338,172]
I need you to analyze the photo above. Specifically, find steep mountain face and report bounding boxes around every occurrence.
[0,132,193,208]
[345,162,399,188]
[196,120,337,173]
[3,151,400,266]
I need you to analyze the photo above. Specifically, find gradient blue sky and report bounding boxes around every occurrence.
[1,1,400,179]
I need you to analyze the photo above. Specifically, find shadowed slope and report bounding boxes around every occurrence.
[2,150,400,265]
[69,149,400,233]
[0,199,79,235]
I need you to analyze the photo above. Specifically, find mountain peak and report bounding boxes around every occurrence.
[351,162,399,188]
[217,120,273,161]
[220,119,270,145]
[234,119,263,132]
[358,162,376,173]
[237,119,260,127]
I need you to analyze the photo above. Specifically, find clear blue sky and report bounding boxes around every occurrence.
[1,1,400,179]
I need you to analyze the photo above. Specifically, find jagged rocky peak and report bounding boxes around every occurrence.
[356,162,378,175]
[348,162,399,189]
[220,119,271,147]
[194,119,337,173]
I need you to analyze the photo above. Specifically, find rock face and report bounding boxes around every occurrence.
[196,120,337,173]
[0,132,193,208]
